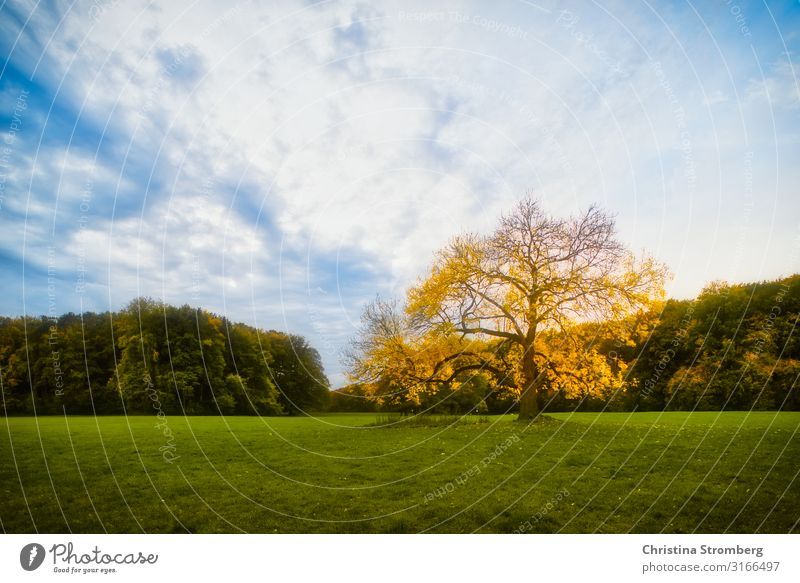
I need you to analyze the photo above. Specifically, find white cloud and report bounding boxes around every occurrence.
[62,193,269,307]
[747,58,800,109]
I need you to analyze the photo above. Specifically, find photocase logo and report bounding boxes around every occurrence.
[20,543,46,571]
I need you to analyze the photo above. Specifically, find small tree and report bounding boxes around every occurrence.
[347,198,668,420]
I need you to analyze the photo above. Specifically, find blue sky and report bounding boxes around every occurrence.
[1,0,798,386]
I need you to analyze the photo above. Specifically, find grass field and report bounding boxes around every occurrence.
[1,412,798,533]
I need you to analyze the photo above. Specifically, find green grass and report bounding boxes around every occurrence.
[0,411,798,533]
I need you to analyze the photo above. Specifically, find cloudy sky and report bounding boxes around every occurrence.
[1,0,798,386]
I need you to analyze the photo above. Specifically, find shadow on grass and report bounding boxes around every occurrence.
[363,413,569,429]
[362,414,492,428]
[517,413,565,426]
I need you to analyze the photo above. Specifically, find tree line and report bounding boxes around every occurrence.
[0,298,330,415]
[334,275,800,415]
[336,199,799,416]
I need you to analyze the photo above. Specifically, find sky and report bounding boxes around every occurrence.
[0,0,798,387]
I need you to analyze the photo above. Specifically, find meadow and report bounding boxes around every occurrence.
[0,412,797,533]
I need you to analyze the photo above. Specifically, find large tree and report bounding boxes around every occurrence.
[347,198,668,420]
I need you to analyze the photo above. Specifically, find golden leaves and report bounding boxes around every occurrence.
[349,197,668,408]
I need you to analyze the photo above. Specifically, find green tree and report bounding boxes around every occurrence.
[265,332,330,414]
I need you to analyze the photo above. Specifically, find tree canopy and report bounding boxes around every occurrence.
[349,198,798,419]
[0,298,329,415]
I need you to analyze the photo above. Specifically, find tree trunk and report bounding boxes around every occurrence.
[517,345,540,421]
[518,382,539,420]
